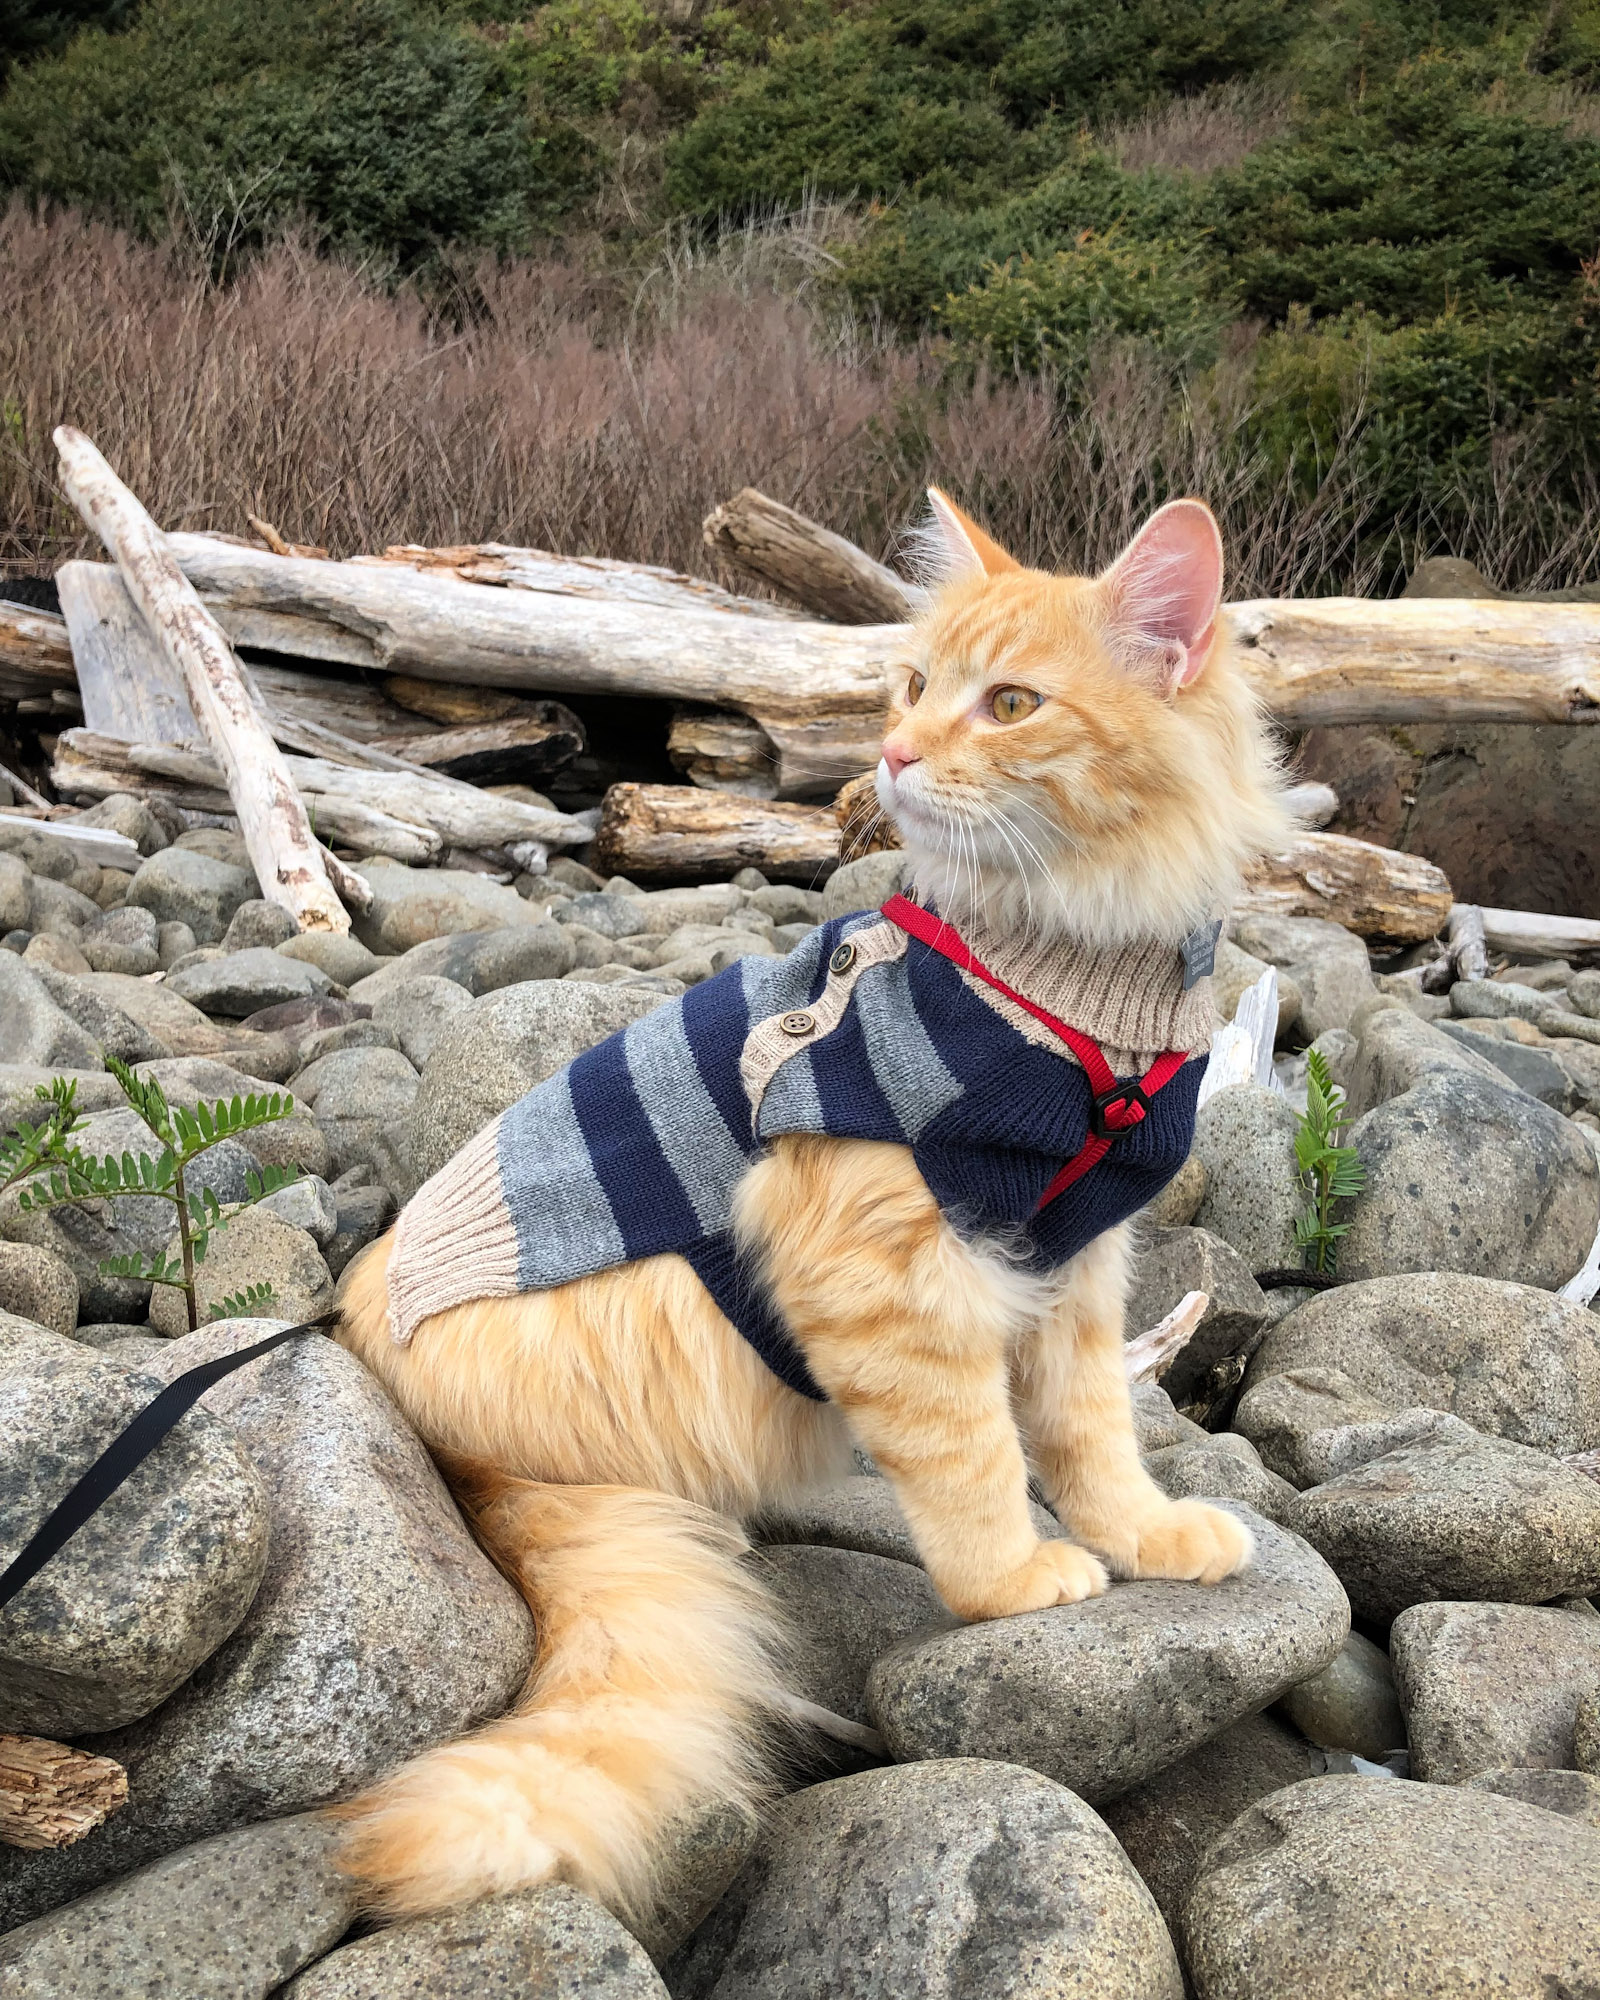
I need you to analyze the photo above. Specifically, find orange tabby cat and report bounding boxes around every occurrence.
[332,491,1290,1922]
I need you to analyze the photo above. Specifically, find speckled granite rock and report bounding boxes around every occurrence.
[0,1317,268,1737]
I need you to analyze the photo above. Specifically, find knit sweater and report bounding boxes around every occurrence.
[384,903,1216,1398]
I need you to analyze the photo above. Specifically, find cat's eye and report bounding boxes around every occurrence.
[905,672,926,706]
[991,686,1043,723]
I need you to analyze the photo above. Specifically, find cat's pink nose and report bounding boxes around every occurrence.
[882,737,920,781]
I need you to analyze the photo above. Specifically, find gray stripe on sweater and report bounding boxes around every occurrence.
[499,1070,626,1284]
[853,959,963,1140]
[623,1003,750,1230]
[758,1045,824,1136]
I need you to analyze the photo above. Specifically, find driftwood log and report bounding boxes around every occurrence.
[0,1734,127,1849]
[366,709,584,783]
[702,488,921,624]
[1478,907,1600,958]
[1237,832,1453,943]
[53,431,351,934]
[362,541,803,619]
[667,709,779,797]
[594,784,843,886]
[0,601,77,702]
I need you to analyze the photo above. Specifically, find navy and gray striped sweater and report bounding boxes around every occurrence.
[386,906,1210,1399]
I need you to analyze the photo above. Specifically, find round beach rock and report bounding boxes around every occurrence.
[0,1318,269,1737]
[667,1760,1182,2000]
[1181,1775,1600,1998]
[865,1507,1348,1802]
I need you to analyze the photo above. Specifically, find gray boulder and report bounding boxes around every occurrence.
[166,949,335,1019]
[0,1320,535,1928]
[1240,1272,1600,1458]
[1228,913,1373,1039]
[1099,1712,1322,1937]
[146,1210,333,1335]
[81,905,160,978]
[1343,996,1509,1117]
[156,921,196,969]
[1391,1600,1600,1784]
[133,1056,329,1179]
[1436,1018,1575,1108]
[550,893,652,941]
[632,1800,762,1966]
[0,1242,77,1338]
[1339,1069,1600,1288]
[1287,1418,1600,1618]
[256,1174,338,1247]
[0,856,29,936]
[323,1185,392,1279]
[351,863,549,955]
[366,975,473,1069]
[0,1319,268,1736]
[74,793,169,858]
[283,1883,667,1999]
[866,1507,1348,1802]
[409,981,666,1184]
[1143,1153,1205,1227]
[1124,1226,1271,1405]
[32,967,168,1064]
[125,848,255,946]
[0,1066,122,1129]
[754,1545,951,1723]
[461,923,575,991]
[819,851,910,921]
[1233,1366,1398,1486]
[1142,1438,1298,1524]
[75,973,233,1057]
[759,1476,1059,1571]
[1275,1629,1406,1761]
[667,1760,1182,2000]
[1190,1084,1305,1272]
[27,876,102,938]
[290,1046,418,1125]
[0,1814,354,2000]
[0,955,100,1068]
[276,932,384,988]
[1181,1776,1600,1998]
[220,899,301,953]
[1464,1766,1600,1827]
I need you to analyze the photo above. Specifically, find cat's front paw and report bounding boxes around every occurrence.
[954,1539,1109,1620]
[1108,1499,1254,1584]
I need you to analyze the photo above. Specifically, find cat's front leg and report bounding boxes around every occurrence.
[1018,1226,1253,1584]
[738,1134,1108,1621]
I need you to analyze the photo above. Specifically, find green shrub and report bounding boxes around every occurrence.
[0,0,137,83]
[0,0,545,264]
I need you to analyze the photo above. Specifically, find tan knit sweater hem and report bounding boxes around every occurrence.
[386,1112,521,1345]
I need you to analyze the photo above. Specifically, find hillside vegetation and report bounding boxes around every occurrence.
[4,0,1600,591]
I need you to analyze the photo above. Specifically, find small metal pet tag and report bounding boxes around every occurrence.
[1180,918,1222,989]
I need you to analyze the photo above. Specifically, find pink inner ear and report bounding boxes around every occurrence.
[1109,500,1224,689]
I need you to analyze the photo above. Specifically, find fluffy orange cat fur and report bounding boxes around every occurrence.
[332,490,1290,1923]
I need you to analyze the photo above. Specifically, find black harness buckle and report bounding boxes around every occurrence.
[1089,1080,1149,1140]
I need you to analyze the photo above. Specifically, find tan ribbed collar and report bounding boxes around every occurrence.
[938,906,1217,1064]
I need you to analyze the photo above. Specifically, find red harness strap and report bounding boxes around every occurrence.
[881,893,1189,1209]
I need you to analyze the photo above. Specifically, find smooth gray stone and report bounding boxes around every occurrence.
[550,893,654,941]
[220,899,301,953]
[460,923,575,991]
[1099,1712,1322,1938]
[1275,1630,1405,1761]
[0,1320,535,1929]
[1239,1271,1600,1458]
[668,1760,1182,2000]
[408,981,665,1184]
[125,847,254,946]
[1343,996,1514,1118]
[283,1883,668,1998]
[362,974,473,1070]
[1288,1422,1600,1619]
[1143,1439,1298,1524]
[1391,1600,1600,1783]
[0,1814,354,2000]
[1124,1226,1270,1404]
[0,1242,77,1338]
[630,1800,761,1967]
[0,1317,268,1736]
[145,1210,333,1335]
[1450,976,1553,1022]
[1464,1765,1600,1828]
[1190,1084,1305,1273]
[0,953,100,1068]
[75,794,169,858]
[31,965,168,1062]
[1339,1068,1600,1289]
[758,1477,1060,1571]
[754,1544,952,1723]
[276,932,385,988]
[81,904,160,977]
[1233,1366,1395,1487]
[1181,1776,1600,1998]
[0,856,29,935]
[1436,1018,1574,1107]
[1228,913,1373,1040]
[866,1507,1348,1803]
[350,862,551,956]
[819,852,911,921]
[166,948,334,1019]
[256,1173,338,1247]
[289,1046,419,1125]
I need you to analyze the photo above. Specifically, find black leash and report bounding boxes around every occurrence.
[0,1309,339,1614]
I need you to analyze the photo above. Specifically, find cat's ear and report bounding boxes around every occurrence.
[920,487,1022,581]
[1101,498,1224,694]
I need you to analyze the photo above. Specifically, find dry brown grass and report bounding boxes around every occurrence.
[0,200,1573,605]
[1095,77,1294,177]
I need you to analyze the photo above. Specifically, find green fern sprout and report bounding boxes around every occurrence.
[19,1056,300,1332]
[211,1282,278,1321]
[1293,1047,1366,1277]
[0,1078,83,1199]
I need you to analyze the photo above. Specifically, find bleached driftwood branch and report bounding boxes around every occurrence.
[1477,907,1600,958]
[1199,968,1281,1108]
[702,489,922,625]
[1124,1291,1210,1385]
[595,784,844,886]
[1237,833,1453,943]
[52,430,349,933]
[1447,903,1490,983]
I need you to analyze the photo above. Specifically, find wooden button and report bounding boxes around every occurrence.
[829,941,857,975]
[779,1010,815,1037]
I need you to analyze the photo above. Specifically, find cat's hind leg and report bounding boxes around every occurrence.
[1016,1224,1252,1583]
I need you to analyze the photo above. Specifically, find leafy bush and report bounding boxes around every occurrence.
[0,0,545,264]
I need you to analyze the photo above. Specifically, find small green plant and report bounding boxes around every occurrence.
[0,1079,84,1201]
[18,1057,301,1331]
[1293,1047,1366,1277]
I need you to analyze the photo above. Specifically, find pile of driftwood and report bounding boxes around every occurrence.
[2,431,1600,954]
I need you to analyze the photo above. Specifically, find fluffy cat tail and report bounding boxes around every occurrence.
[331,1466,787,1921]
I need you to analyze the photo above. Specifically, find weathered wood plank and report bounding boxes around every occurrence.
[594,783,840,885]
[702,488,921,624]
[55,561,198,741]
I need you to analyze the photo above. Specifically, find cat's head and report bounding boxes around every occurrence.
[874,490,1290,947]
